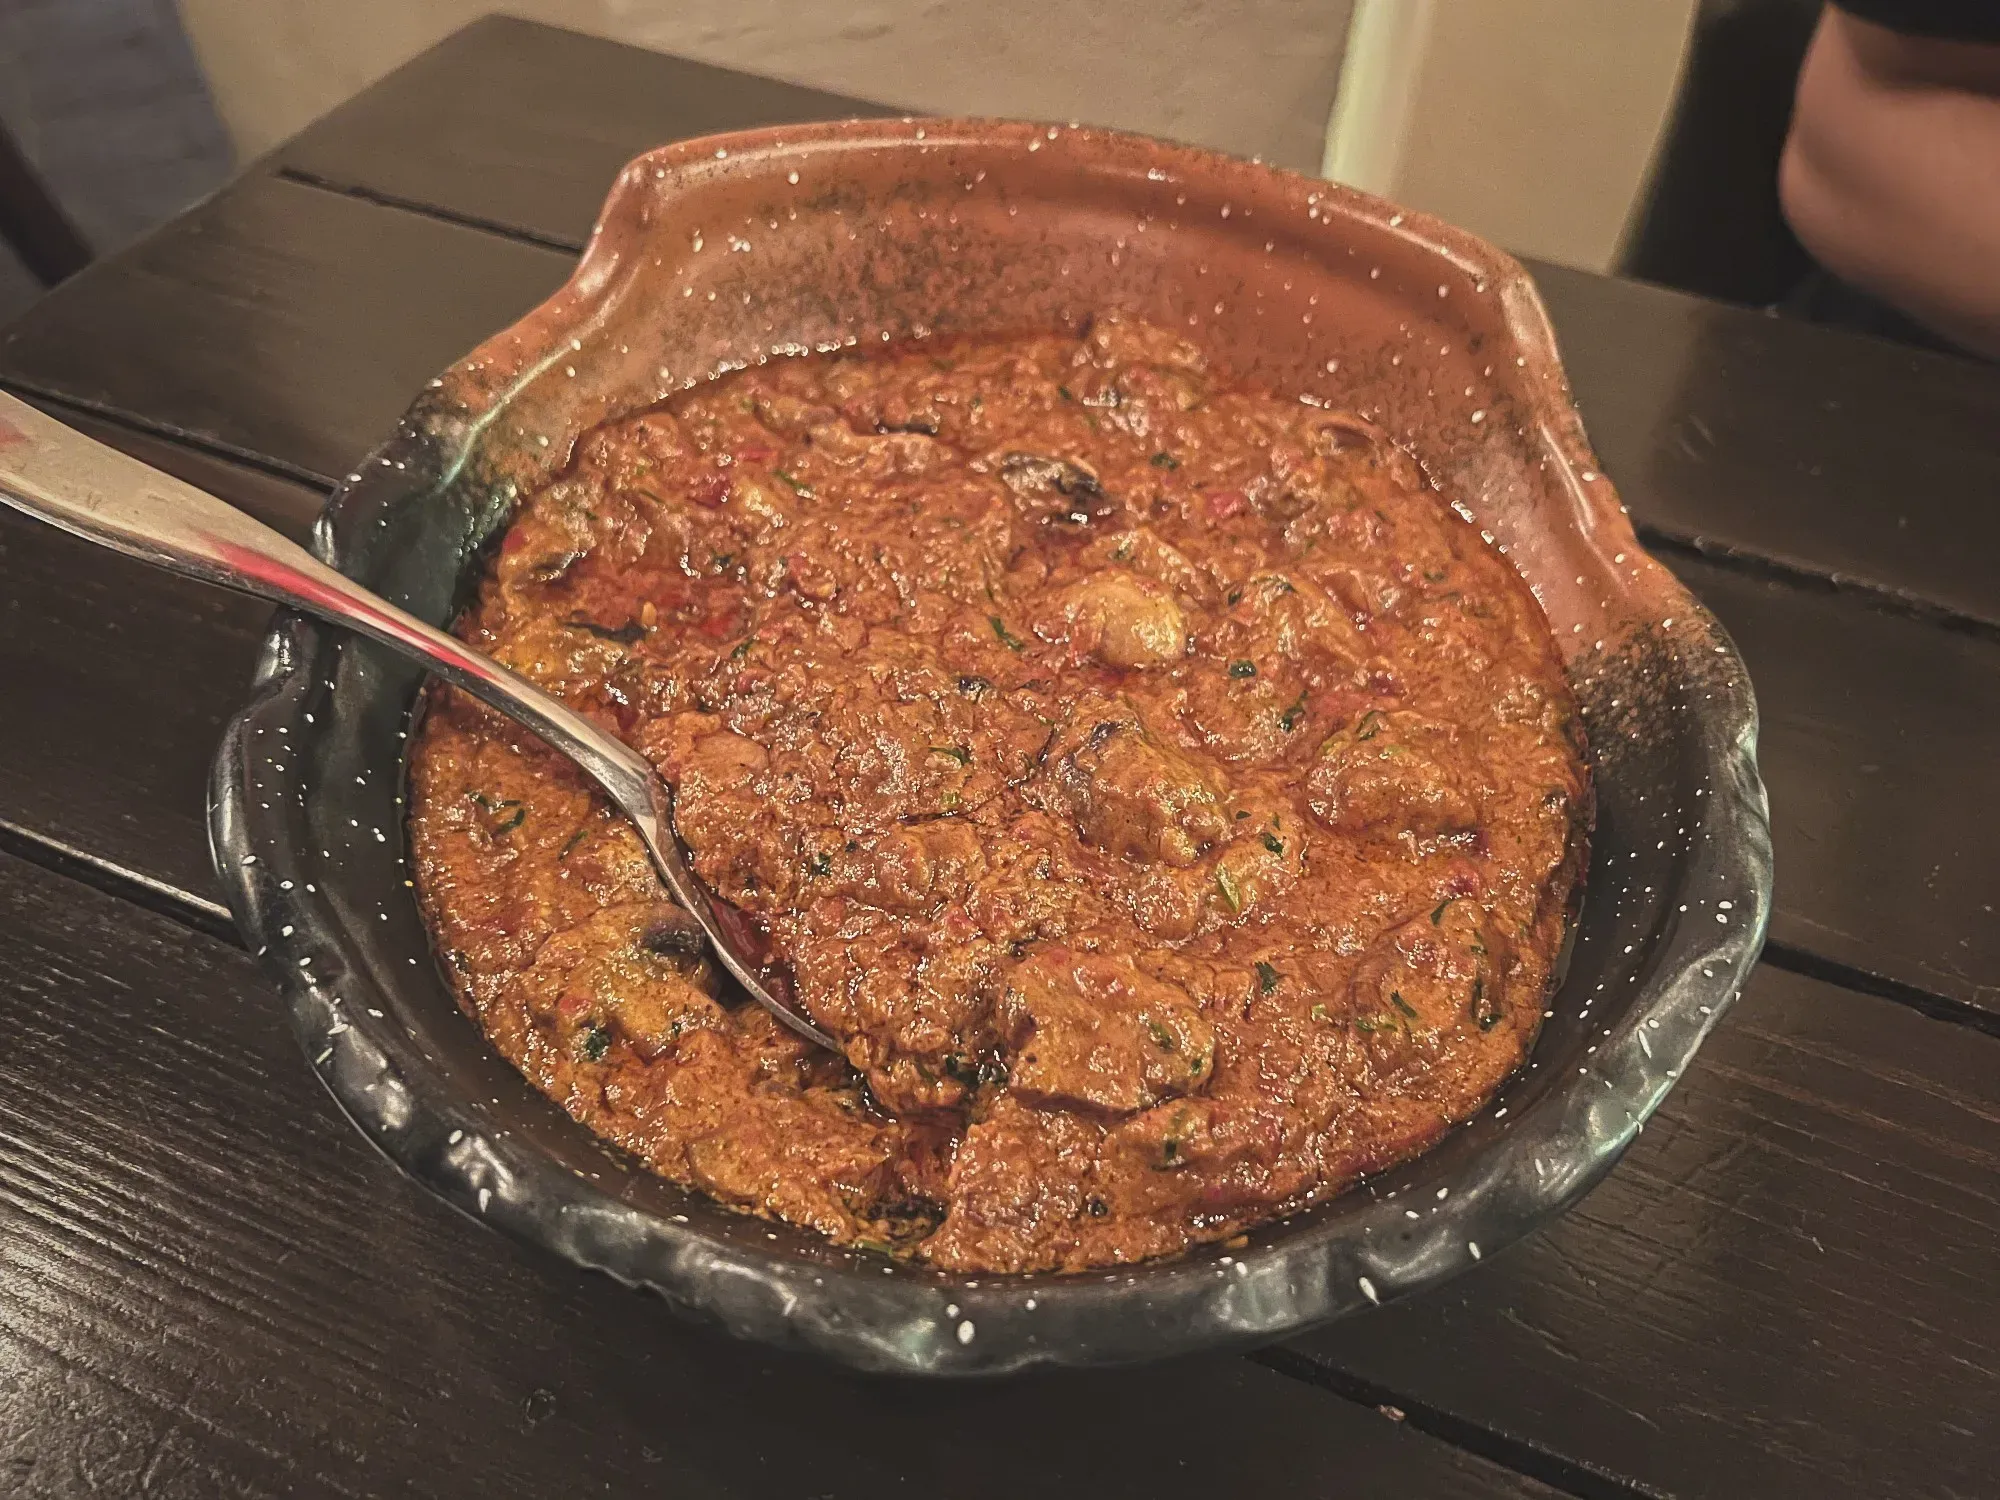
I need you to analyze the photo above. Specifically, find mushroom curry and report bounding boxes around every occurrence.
[408,316,1590,1274]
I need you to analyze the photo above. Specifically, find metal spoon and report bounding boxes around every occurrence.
[0,391,834,1050]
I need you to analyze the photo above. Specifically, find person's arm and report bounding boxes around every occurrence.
[1779,8,2000,357]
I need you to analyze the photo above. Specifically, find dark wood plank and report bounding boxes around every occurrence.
[1279,962,2000,1500]
[279,14,892,248]
[1532,260,2000,630]
[1670,553,2000,1015]
[262,17,2000,629]
[3,185,1998,1012]
[0,849,1553,1500]
[0,175,572,484]
[0,416,321,925]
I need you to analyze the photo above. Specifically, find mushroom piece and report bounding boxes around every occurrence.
[998,451,1117,526]
[1057,570,1187,669]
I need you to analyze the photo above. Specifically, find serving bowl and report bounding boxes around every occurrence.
[211,118,1770,1375]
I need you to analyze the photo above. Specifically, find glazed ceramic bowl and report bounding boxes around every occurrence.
[211,119,1771,1375]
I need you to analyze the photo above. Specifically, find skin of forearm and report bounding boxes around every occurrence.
[1780,12,2000,357]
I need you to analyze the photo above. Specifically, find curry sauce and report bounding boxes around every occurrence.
[409,316,1589,1273]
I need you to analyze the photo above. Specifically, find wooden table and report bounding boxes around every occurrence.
[1,18,1994,1498]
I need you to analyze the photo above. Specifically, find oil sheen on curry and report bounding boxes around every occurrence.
[409,316,1589,1274]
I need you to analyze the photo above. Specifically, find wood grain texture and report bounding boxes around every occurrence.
[1671,554,2000,1016]
[277,14,892,247]
[0,850,1554,1500]
[0,413,322,922]
[1283,962,2000,1500]
[260,17,2000,629]
[0,175,571,484]
[0,513,248,922]
[1532,261,2000,629]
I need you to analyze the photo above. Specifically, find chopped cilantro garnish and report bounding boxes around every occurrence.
[1280,691,1309,732]
[1227,660,1257,679]
[929,745,971,765]
[1255,961,1282,994]
[774,470,815,497]
[989,615,1026,651]
[1261,831,1285,856]
[1150,452,1180,469]
[578,1022,612,1062]
[1390,991,1419,1019]
[1470,977,1500,1030]
[1215,865,1244,912]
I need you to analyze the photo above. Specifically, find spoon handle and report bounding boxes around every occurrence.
[0,391,663,812]
[0,393,833,1048]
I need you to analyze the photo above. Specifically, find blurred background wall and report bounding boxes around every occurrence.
[1327,0,1698,274]
[0,0,231,316]
[175,0,1357,176]
[173,0,1697,273]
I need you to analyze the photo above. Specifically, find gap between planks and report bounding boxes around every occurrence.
[1762,940,2000,1042]
[1637,526,2000,651]
[1252,1346,1673,1500]
[0,374,341,493]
